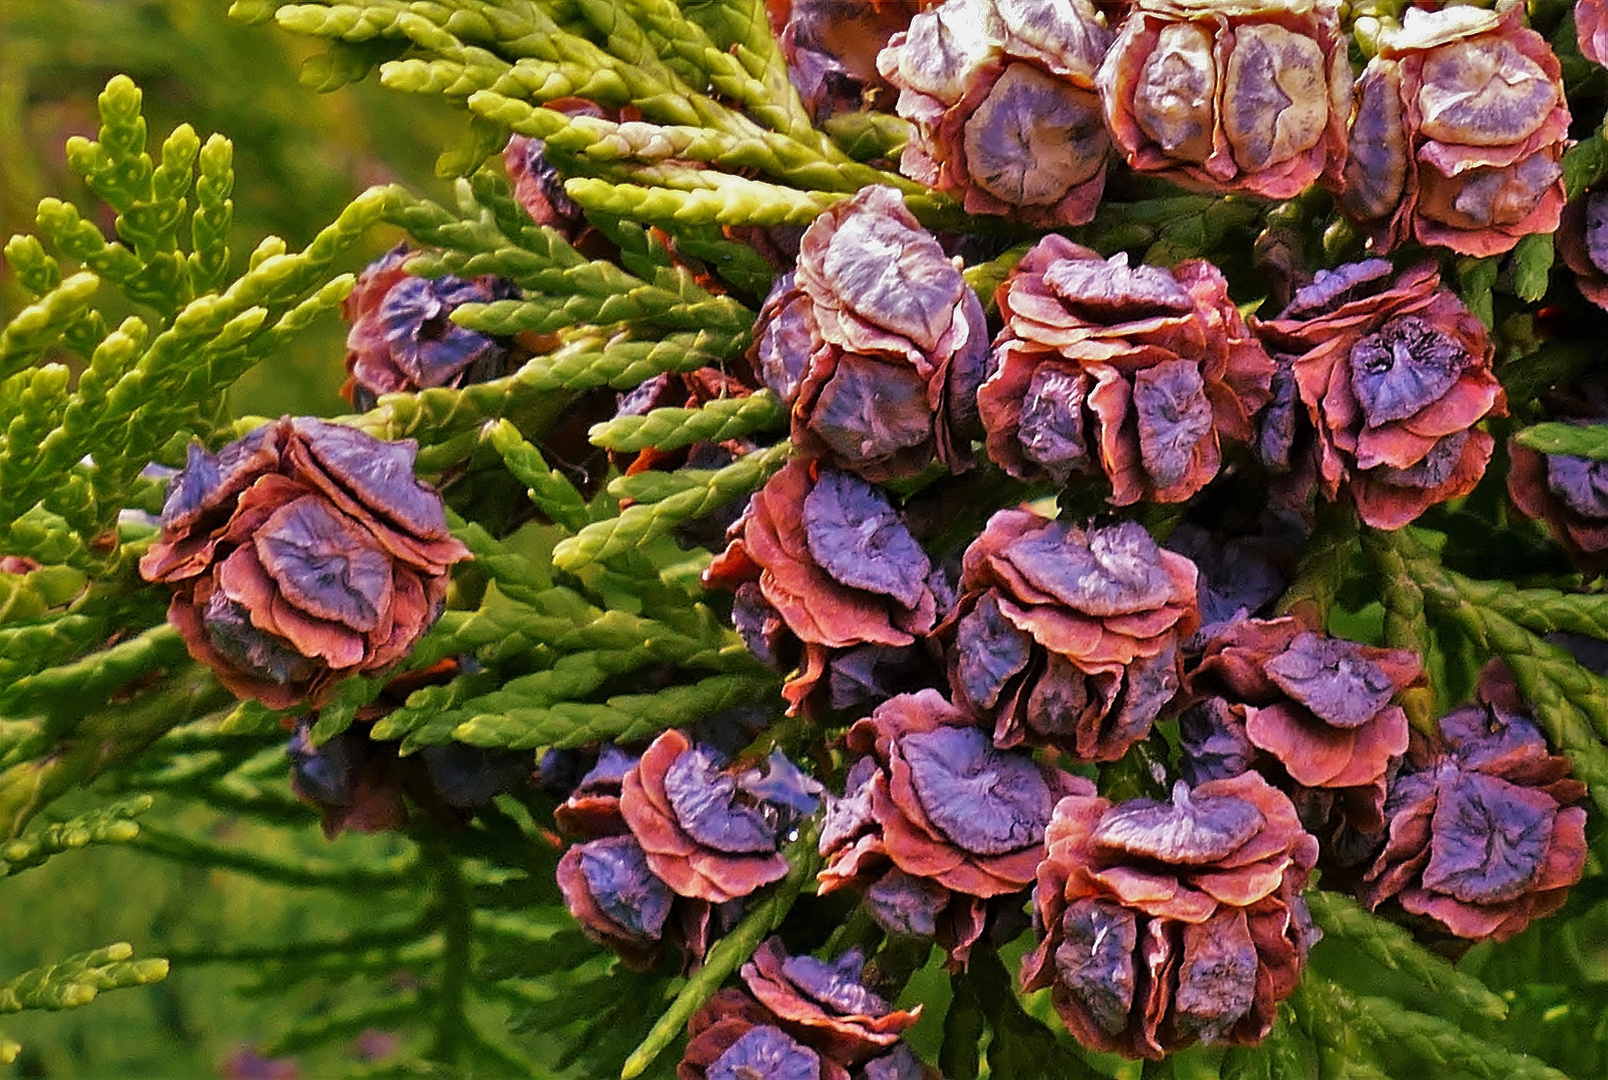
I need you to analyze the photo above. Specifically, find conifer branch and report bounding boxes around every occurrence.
[0,944,168,1014]
[0,796,152,878]
[621,831,819,1079]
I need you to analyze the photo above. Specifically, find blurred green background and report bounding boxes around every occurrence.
[0,3,490,1075]
[0,0,468,420]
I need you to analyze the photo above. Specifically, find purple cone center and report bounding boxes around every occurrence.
[1281,259,1393,318]
[1004,519,1176,617]
[1041,253,1193,320]
[899,726,1052,854]
[1348,315,1466,428]
[802,469,931,609]
[708,1025,821,1080]
[1544,452,1608,519]
[1091,781,1264,865]
[1264,631,1396,729]
[664,745,779,854]
[578,836,673,939]
[780,950,890,1016]
[1420,770,1554,904]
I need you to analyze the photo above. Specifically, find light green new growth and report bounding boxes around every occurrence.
[553,438,791,570]
[1,943,169,1061]
[0,944,168,1013]
[3,1,1607,1077]
[0,796,153,878]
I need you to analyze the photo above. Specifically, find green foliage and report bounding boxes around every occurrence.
[0,796,152,878]
[1,942,169,1017]
[1515,422,1608,460]
[2,1,1607,1077]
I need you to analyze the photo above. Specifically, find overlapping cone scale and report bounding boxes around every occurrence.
[760,185,988,483]
[1508,422,1608,578]
[1022,773,1319,1058]
[340,243,521,411]
[947,508,1198,760]
[139,417,469,707]
[981,234,1273,505]
[818,688,1086,963]
[705,459,940,714]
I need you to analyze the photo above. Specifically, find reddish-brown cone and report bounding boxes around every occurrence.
[740,937,922,1065]
[552,746,725,972]
[1022,773,1319,1059]
[338,245,522,411]
[1097,0,1352,199]
[1338,4,1568,256]
[772,185,988,481]
[704,459,941,714]
[772,0,924,122]
[1360,665,1589,945]
[879,0,1115,226]
[1508,425,1608,577]
[139,418,470,707]
[681,990,850,1080]
[946,508,1198,761]
[1558,190,1608,316]
[1582,0,1608,69]
[1254,260,1505,529]
[619,730,792,905]
[817,689,1086,964]
[1184,617,1424,860]
[980,234,1274,504]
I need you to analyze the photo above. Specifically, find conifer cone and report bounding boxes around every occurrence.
[1022,773,1320,1058]
[1254,259,1505,529]
[946,509,1199,760]
[763,184,989,482]
[340,244,522,411]
[1508,415,1608,577]
[980,234,1273,505]
[1339,4,1568,256]
[818,689,1085,964]
[1181,616,1424,869]
[879,0,1115,226]
[1097,0,1352,199]
[1360,665,1589,945]
[139,418,470,707]
[705,460,943,714]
